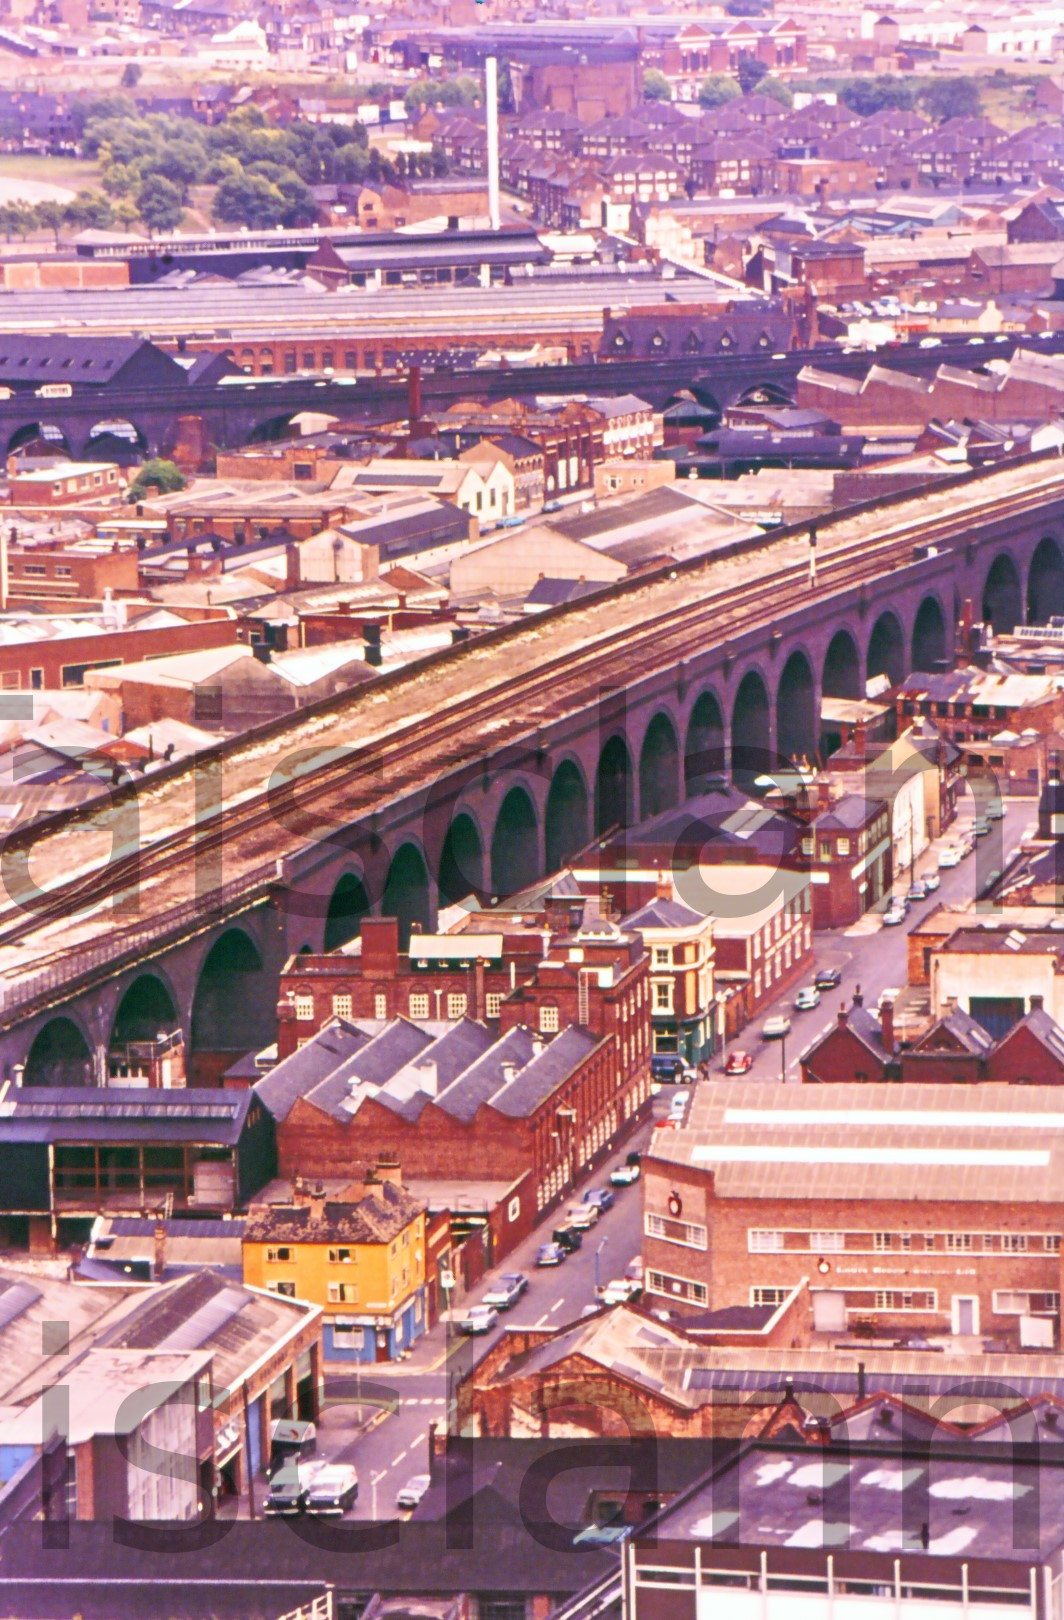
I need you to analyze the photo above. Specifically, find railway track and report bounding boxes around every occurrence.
[1,455,1061,1000]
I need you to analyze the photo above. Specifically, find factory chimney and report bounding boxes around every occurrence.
[485,55,501,232]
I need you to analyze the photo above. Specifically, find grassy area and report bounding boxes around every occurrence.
[0,153,101,190]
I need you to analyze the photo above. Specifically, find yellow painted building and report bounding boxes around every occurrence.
[243,1176,427,1362]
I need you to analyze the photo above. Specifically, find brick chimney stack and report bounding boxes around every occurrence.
[880,998,895,1053]
[308,1181,327,1225]
[153,1219,167,1281]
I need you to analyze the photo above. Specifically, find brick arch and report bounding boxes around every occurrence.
[438,808,487,907]
[545,756,590,873]
[683,686,727,795]
[595,733,634,835]
[638,708,681,819]
[491,784,540,899]
[731,665,771,793]
[981,551,1022,636]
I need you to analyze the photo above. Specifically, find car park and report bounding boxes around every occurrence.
[610,1162,640,1187]
[762,1015,791,1039]
[305,1465,359,1517]
[458,1303,499,1335]
[583,1187,615,1212]
[814,967,842,990]
[794,986,820,1011]
[938,846,962,868]
[481,1273,528,1311]
[725,1049,753,1075]
[396,1475,431,1511]
[536,1242,567,1267]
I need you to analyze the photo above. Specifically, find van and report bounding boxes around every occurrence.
[269,1418,317,1475]
[305,1463,359,1516]
[264,1464,313,1517]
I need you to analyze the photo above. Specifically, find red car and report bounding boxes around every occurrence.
[725,1050,753,1075]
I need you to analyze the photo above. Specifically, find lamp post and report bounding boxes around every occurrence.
[595,1237,609,1295]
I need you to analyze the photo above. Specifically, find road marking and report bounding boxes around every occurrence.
[392,1447,409,1466]
[535,1313,550,1326]
[549,1299,566,1313]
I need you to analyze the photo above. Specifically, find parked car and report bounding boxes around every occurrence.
[481,1273,528,1312]
[794,986,820,1011]
[906,880,928,902]
[725,1049,753,1075]
[973,817,991,837]
[877,988,902,1012]
[269,1418,317,1476]
[458,1304,499,1335]
[938,846,962,868]
[264,1465,314,1517]
[668,1092,689,1120]
[987,799,1005,820]
[564,1202,598,1230]
[762,1015,791,1039]
[814,966,842,990]
[600,1277,642,1306]
[882,907,906,926]
[583,1187,615,1212]
[650,1054,696,1084]
[305,1464,359,1516]
[553,1226,583,1254]
[396,1475,431,1511]
[610,1162,640,1187]
[626,1150,641,1168]
[923,870,940,891]
[536,1242,567,1267]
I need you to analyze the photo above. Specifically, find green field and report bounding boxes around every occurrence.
[0,154,101,192]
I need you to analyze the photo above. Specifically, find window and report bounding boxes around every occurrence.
[653,946,671,966]
[539,1004,560,1033]
[749,1230,784,1252]
[374,992,387,1020]
[645,1269,708,1306]
[946,1233,973,1251]
[409,992,430,1019]
[750,1287,789,1307]
[999,1234,1028,1253]
[294,995,314,1022]
[331,1323,364,1350]
[1046,1236,1062,1253]
[873,1233,893,1252]
[327,1282,358,1303]
[645,1212,707,1250]
[447,993,468,1019]
[810,1232,844,1253]
[837,837,851,856]
[328,1247,352,1263]
[653,981,673,1012]
[332,994,353,1020]
[486,992,502,1019]
[271,1281,297,1298]
[266,1247,292,1263]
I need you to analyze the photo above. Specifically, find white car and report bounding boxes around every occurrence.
[396,1474,431,1511]
[762,1015,791,1039]
[564,1202,599,1230]
[877,988,902,1012]
[457,1304,498,1335]
[600,1277,642,1306]
[938,847,962,867]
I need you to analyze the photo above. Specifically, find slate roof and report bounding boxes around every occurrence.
[254,1019,371,1122]
[244,1179,424,1244]
[491,1026,600,1118]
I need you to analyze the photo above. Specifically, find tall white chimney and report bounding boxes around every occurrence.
[485,54,501,233]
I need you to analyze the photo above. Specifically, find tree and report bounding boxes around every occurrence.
[137,175,184,235]
[128,458,186,502]
[698,75,741,110]
[643,68,672,102]
[63,190,114,231]
[919,76,981,124]
[737,53,769,94]
[212,170,287,229]
[757,76,794,108]
[839,75,917,117]
[121,62,142,87]
[33,200,64,246]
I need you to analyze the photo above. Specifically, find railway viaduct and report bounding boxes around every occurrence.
[2,453,1064,1088]
[4,334,1057,458]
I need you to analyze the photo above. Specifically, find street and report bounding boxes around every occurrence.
[268,798,1035,1519]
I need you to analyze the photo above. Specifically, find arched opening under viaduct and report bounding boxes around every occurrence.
[111,974,179,1048]
[595,734,633,835]
[7,421,72,459]
[23,1016,92,1088]
[381,843,431,949]
[684,690,725,796]
[491,787,539,899]
[324,871,371,952]
[912,595,948,672]
[190,930,269,1086]
[776,650,816,771]
[247,413,300,445]
[85,417,148,465]
[639,712,680,820]
[438,813,484,908]
[867,610,906,690]
[731,671,771,793]
[982,553,1023,636]
[545,760,589,873]
[1027,537,1064,625]
[821,629,862,757]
